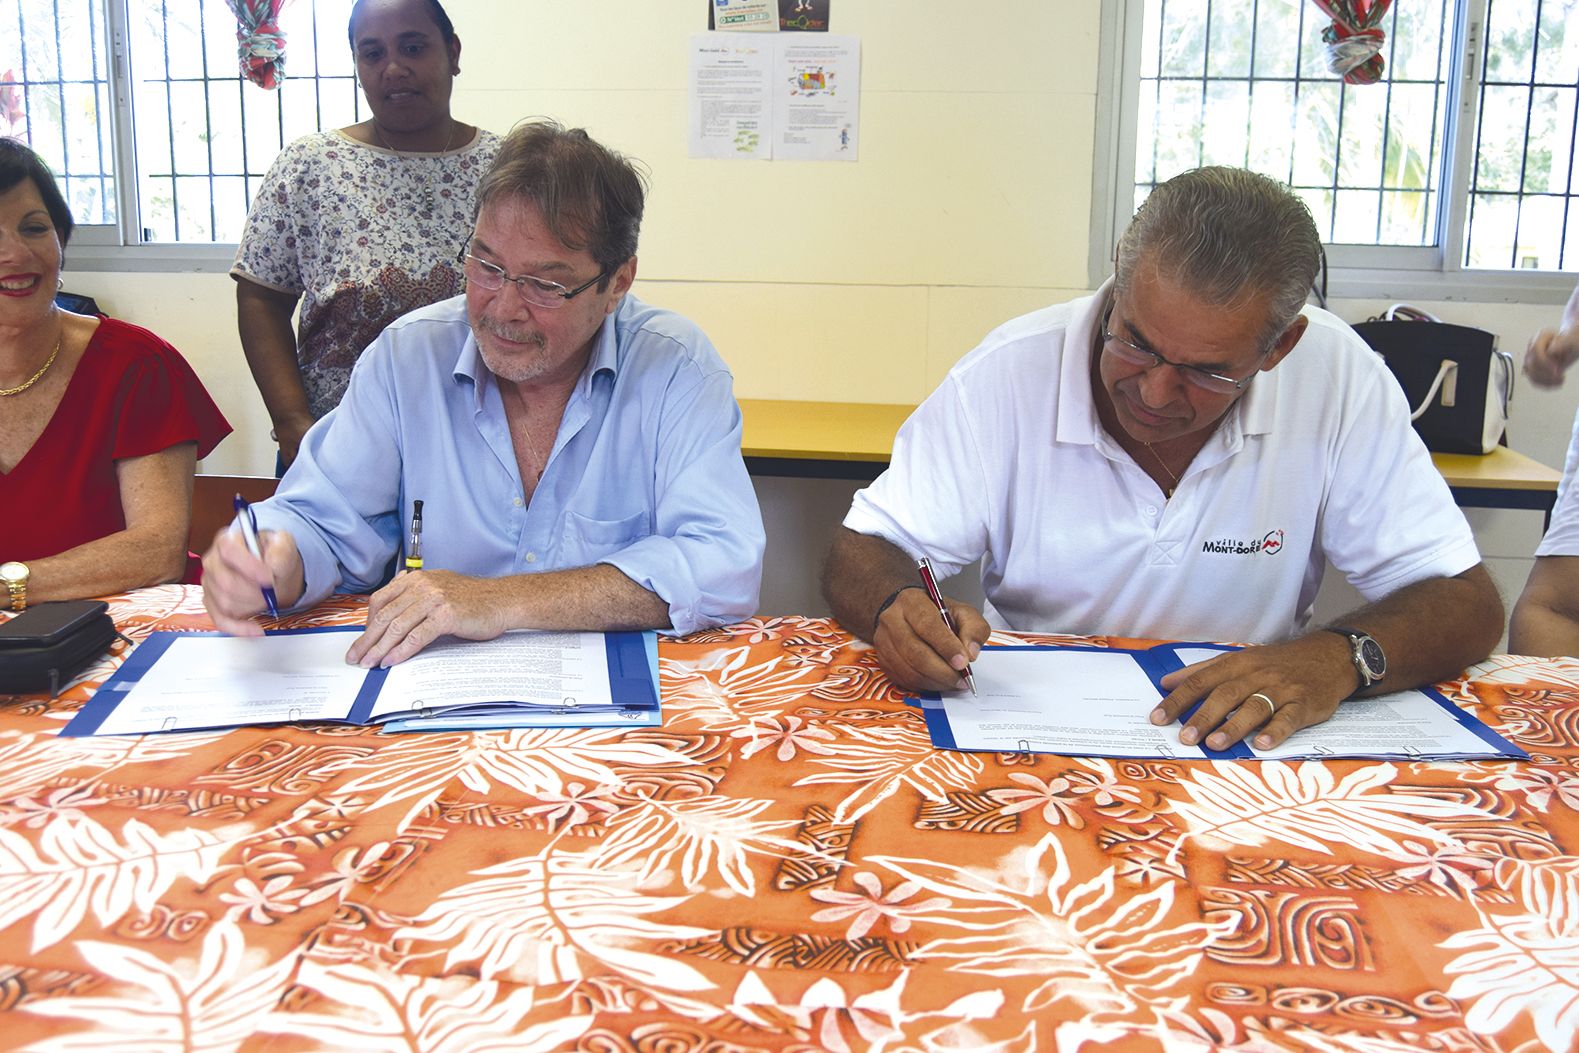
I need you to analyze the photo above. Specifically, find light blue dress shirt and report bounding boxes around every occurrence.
[251,294,765,634]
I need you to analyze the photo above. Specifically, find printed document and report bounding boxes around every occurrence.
[65,628,656,737]
[919,644,1524,762]
[87,630,369,735]
[934,649,1208,760]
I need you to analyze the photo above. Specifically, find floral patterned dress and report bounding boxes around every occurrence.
[231,128,501,420]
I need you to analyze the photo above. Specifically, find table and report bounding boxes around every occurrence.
[739,400,1563,520]
[1431,447,1563,524]
[740,398,911,480]
[1,586,1576,1050]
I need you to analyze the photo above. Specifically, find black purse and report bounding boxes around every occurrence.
[0,600,122,697]
[1350,306,1513,455]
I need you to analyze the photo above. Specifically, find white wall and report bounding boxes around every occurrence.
[61,1,1576,632]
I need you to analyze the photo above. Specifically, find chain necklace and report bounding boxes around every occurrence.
[370,119,459,214]
[518,407,556,483]
[523,421,551,481]
[0,334,62,397]
[1142,441,1181,498]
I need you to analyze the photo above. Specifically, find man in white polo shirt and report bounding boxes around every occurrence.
[822,166,1502,752]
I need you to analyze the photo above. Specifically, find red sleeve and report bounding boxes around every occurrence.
[105,324,233,462]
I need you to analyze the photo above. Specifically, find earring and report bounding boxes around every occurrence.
[56,277,63,291]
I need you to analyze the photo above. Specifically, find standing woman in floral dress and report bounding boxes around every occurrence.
[232,0,500,472]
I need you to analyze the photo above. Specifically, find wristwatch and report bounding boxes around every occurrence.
[1327,625,1386,693]
[1,562,29,611]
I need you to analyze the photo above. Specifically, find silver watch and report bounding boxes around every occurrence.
[1327,626,1386,693]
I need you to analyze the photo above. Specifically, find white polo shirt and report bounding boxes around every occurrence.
[844,284,1482,643]
[1537,406,1579,557]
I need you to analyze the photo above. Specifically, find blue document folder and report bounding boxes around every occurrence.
[63,626,660,737]
[913,642,1526,762]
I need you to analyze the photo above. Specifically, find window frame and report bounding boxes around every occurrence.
[1091,0,1578,306]
[58,0,343,274]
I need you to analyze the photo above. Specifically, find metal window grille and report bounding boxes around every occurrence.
[1466,0,1579,270]
[3,0,364,244]
[129,0,365,242]
[1,0,117,226]
[1135,0,1455,248]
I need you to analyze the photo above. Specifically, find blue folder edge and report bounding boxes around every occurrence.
[377,631,661,731]
[912,641,1527,762]
[61,626,371,738]
[61,627,659,738]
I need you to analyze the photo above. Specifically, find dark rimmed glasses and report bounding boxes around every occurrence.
[461,246,607,309]
[1100,306,1269,396]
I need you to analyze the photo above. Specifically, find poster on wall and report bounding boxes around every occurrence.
[706,0,830,31]
[688,34,773,159]
[773,35,858,160]
[688,33,859,162]
[778,0,830,31]
[708,0,777,31]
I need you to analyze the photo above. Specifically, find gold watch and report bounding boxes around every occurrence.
[0,562,28,611]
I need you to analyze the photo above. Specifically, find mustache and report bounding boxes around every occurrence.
[473,316,545,348]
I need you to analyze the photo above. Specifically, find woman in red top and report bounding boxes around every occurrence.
[0,138,230,608]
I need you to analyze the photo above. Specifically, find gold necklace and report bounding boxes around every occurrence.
[520,409,553,482]
[370,118,458,155]
[1142,441,1180,498]
[0,335,62,397]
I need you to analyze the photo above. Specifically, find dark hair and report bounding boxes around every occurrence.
[475,119,647,287]
[0,138,74,246]
[1116,166,1320,345]
[347,0,456,49]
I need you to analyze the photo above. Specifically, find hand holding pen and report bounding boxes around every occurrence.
[232,494,280,618]
[917,557,978,695]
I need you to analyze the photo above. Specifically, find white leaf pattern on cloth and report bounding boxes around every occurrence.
[1443,860,1579,1051]
[1167,760,1490,857]
[394,847,715,991]
[258,957,595,1053]
[0,816,233,951]
[17,922,295,1051]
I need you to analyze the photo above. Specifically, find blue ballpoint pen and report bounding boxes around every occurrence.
[232,494,281,618]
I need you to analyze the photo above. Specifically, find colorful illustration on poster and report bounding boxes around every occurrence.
[778,0,830,31]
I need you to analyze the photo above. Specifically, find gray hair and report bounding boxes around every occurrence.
[1115,167,1321,345]
[475,119,647,288]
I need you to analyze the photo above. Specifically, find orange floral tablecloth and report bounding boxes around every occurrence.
[0,585,1576,1052]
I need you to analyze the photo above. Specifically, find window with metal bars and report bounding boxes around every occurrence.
[2,0,363,246]
[1112,0,1578,280]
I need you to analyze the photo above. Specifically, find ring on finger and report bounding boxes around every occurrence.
[1246,692,1277,720]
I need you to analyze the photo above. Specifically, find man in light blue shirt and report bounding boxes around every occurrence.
[203,120,764,665]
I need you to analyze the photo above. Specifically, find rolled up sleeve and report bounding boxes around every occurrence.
[250,340,404,608]
[599,369,764,634]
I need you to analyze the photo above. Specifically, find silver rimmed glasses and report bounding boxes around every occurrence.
[461,247,607,309]
[1101,306,1268,395]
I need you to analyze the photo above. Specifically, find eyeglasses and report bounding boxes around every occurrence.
[1100,307,1267,396]
[461,249,607,309]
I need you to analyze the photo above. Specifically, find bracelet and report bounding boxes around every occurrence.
[873,584,923,635]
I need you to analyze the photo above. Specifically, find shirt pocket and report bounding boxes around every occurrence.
[561,509,649,564]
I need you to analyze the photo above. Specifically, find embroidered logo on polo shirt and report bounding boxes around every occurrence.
[1202,529,1286,556]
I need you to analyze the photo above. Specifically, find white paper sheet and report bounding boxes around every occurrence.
[688,34,772,159]
[91,631,368,735]
[773,35,859,161]
[688,33,859,161]
[1244,688,1497,759]
[937,649,1210,759]
[372,631,615,718]
[1164,647,1506,759]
